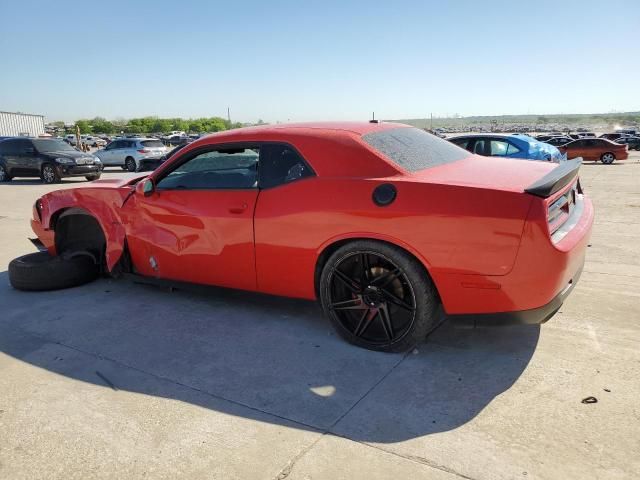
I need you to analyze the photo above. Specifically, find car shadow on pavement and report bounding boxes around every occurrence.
[0,271,540,443]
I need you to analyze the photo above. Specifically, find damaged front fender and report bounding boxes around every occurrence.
[37,184,133,272]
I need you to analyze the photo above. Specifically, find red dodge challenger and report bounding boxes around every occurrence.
[11,122,594,352]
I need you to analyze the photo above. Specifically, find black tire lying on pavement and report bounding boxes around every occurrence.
[9,252,98,291]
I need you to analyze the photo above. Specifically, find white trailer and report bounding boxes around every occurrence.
[0,111,45,137]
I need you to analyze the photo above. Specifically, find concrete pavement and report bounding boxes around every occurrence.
[0,157,638,479]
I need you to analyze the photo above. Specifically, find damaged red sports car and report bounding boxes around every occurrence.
[11,122,594,352]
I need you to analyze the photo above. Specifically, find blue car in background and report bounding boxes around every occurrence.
[448,133,567,163]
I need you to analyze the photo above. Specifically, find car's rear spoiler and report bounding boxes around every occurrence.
[525,158,582,198]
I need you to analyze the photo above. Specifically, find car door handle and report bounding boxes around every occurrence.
[229,203,248,214]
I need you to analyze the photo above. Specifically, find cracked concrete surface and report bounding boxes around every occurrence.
[0,155,639,479]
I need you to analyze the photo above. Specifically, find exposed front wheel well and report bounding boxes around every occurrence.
[314,238,438,301]
[53,210,107,269]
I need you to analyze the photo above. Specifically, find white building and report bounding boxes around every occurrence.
[0,111,45,137]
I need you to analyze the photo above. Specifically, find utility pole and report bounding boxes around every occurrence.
[430,113,433,130]
[227,107,231,127]
[75,124,82,151]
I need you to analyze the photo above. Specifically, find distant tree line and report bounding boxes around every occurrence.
[394,112,640,129]
[49,116,262,134]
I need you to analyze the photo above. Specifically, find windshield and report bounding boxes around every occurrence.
[362,127,469,172]
[32,139,78,153]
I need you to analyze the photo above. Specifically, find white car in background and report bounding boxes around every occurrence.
[81,136,107,148]
[63,135,106,148]
[94,138,168,172]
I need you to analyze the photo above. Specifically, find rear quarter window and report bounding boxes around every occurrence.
[141,140,164,148]
[362,127,469,172]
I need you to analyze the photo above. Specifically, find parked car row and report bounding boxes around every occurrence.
[446,129,636,165]
[0,135,176,183]
[533,132,636,163]
[64,134,107,148]
[2,122,636,185]
[448,133,567,163]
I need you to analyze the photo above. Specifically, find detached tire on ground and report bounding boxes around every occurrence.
[9,252,98,291]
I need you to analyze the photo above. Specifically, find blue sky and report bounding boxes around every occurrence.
[0,0,638,122]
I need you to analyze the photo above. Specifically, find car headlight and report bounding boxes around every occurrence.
[55,157,75,164]
[93,156,102,163]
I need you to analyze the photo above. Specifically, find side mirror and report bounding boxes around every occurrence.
[142,178,155,196]
[136,178,155,197]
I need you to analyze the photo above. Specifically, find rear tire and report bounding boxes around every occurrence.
[41,163,61,184]
[9,252,98,291]
[319,240,440,352]
[125,157,137,172]
[0,163,11,182]
[600,152,616,164]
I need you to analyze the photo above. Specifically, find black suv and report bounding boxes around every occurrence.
[0,138,103,184]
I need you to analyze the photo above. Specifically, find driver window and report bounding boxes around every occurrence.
[157,147,259,190]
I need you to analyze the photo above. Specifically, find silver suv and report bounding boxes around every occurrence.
[94,138,168,172]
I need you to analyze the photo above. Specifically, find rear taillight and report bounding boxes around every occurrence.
[548,197,569,234]
[137,149,149,153]
[547,181,578,236]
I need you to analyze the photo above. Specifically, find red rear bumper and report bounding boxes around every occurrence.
[436,195,594,323]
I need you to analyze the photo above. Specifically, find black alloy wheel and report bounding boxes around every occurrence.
[41,164,60,184]
[0,163,11,182]
[320,241,440,352]
[125,157,137,172]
